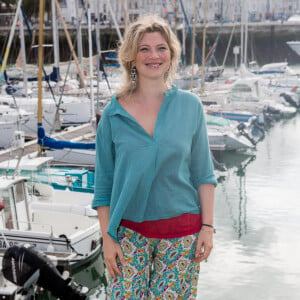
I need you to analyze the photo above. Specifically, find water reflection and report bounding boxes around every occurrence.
[72,251,107,298]
[198,115,300,300]
[213,150,256,239]
[36,250,107,300]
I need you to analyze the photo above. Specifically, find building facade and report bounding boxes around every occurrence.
[57,0,300,25]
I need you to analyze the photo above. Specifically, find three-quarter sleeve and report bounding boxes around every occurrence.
[190,102,217,189]
[92,108,115,208]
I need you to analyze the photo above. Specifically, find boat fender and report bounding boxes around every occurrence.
[5,85,17,95]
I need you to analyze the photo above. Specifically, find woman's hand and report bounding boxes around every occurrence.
[102,235,126,280]
[193,229,214,263]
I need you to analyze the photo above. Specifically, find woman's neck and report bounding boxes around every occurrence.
[134,80,169,102]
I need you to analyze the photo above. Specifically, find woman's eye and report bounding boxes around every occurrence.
[139,48,148,52]
[159,47,167,50]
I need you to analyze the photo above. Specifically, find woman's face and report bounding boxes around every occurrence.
[133,32,171,82]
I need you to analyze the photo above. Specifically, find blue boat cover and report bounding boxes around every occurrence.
[37,126,95,150]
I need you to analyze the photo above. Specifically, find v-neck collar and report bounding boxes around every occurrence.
[109,86,178,140]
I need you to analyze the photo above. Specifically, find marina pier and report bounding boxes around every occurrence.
[1,21,300,65]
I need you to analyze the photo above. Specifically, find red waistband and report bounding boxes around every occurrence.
[120,213,202,239]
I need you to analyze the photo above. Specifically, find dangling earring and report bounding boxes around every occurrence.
[164,68,170,80]
[130,66,137,82]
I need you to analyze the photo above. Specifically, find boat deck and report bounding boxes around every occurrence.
[0,123,95,163]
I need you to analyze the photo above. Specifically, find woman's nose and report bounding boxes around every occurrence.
[149,50,159,58]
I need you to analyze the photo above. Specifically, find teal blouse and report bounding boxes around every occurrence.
[92,86,217,241]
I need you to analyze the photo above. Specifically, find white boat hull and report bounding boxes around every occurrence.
[0,122,22,149]
[287,41,300,56]
[50,148,96,166]
[0,210,101,267]
[0,95,92,134]
[208,127,254,151]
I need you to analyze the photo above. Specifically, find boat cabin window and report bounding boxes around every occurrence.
[0,182,30,230]
[15,181,26,202]
[13,181,30,231]
[0,187,17,229]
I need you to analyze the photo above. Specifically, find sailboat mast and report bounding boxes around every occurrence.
[222,24,235,68]
[200,0,208,94]
[122,0,128,34]
[172,0,178,38]
[37,0,45,154]
[54,0,89,97]
[0,0,22,86]
[87,1,95,122]
[19,10,28,97]
[178,0,202,65]
[37,0,45,127]
[189,0,197,91]
[75,0,83,68]
[95,0,101,110]
[240,0,244,65]
[107,0,123,42]
[51,0,60,94]
[244,0,248,65]
[182,21,186,67]
[51,0,60,69]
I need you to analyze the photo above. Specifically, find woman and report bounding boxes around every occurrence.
[93,14,217,299]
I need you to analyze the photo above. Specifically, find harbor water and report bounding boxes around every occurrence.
[67,113,300,300]
[198,113,300,300]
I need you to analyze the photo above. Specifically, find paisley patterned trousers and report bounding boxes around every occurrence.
[107,226,200,299]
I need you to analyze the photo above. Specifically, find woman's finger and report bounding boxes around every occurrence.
[202,244,213,259]
[194,243,203,259]
[117,248,126,267]
[109,256,123,277]
[193,235,213,263]
[105,261,116,280]
[198,242,213,262]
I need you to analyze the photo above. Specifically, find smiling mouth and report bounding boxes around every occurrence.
[145,63,163,69]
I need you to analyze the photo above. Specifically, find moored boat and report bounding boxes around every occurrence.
[206,114,257,151]
[0,176,101,269]
[0,155,96,217]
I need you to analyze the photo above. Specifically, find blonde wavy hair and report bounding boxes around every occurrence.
[116,14,181,99]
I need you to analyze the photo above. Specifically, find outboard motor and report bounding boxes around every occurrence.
[2,245,87,300]
[237,122,257,146]
[263,105,281,122]
[280,93,300,109]
[248,116,265,140]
